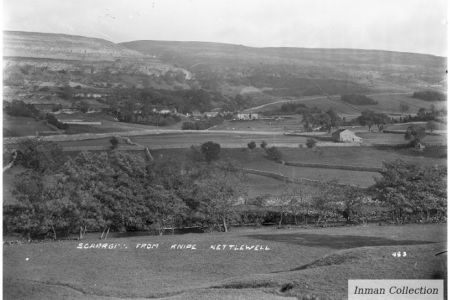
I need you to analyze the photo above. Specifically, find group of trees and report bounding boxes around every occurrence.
[182,116,224,130]
[262,103,342,133]
[372,160,446,223]
[412,90,446,102]
[4,137,446,240]
[272,102,317,115]
[4,100,40,118]
[302,108,341,132]
[46,114,69,130]
[110,102,181,126]
[267,160,446,226]
[106,88,234,118]
[356,110,391,132]
[4,100,69,130]
[4,139,245,239]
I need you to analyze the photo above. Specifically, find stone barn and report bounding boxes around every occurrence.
[332,129,362,143]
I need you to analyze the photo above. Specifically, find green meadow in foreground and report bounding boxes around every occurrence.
[4,224,446,300]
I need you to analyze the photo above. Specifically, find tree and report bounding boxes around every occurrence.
[145,186,187,235]
[317,112,332,132]
[326,108,341,131]
[357,110,390,132]
[404,125,426,146]
[357,110,376,131]
[110,136,119,149]
[373,112,390,132]
[260,141,268,149]
[306,138,317,148]
[5,149,200,240]
[372,160,446,223]
[46,114,68,130]
[301,112,316,131]
[16,138,64,173]
[194,165,247,232]
[5,171,52,240]
[4,100,39,117]
[76,101,90,113]
[417,108,427,119]
[265,146,282,162]
[287,185,315,225]
[58,85,73,100]
[274,185,292,227]
[247,141,256,150]
[201,141,221,162]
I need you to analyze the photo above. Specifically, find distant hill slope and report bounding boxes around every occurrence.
[3,31,195,99]
[121,40,447,97]
[4,30,143,61]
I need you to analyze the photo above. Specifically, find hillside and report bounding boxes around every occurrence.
[4,30,144,61]
[3,31,195,101]
[3,31,447,138]
[121,40,447,97]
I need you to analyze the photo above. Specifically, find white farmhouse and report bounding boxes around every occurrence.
[331,129,362,143]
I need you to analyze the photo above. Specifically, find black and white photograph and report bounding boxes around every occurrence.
[2,0,447,299]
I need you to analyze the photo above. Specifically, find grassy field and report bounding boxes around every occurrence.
[50,130,445,153]
[368,93,447,114]
[4,145,445,205]
[150,147,445,188]
[357,131,446,145]
[48,146,445,189]
[248,93,446,118]
[4,224,446,300]
[4,112,184,137]
[3,114,57,137]
[212,117,303,132]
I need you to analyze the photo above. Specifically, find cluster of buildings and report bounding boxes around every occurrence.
[186,109,260,121]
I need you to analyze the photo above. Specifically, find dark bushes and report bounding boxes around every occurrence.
[341,94,378,105]
[265,146,282,161]
[182,116,224,130]
[412,90,446,102]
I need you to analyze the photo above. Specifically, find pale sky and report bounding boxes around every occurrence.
[3,0,448,56]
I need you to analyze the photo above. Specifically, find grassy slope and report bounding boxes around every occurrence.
[213,243,446,300]
[4,224,446,300]
[122,40,445,95]
[150,147,445,187]
[282,94,446,117]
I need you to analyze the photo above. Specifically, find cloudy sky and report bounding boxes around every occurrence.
[3,0,448,56]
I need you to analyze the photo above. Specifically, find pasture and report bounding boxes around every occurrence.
[246,93,446,118]
[3,114,57,137]
[150,147,446,187]
[212,117,303,132]
[4,224,446,300]
[49,128,445,153]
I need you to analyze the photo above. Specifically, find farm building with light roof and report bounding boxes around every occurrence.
[331,129,362,143]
